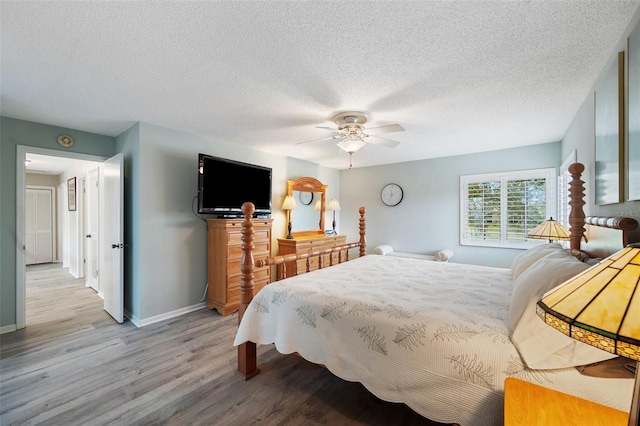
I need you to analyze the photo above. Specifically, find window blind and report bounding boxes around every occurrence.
[460,168,556,248]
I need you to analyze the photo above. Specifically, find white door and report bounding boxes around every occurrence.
[86,168,100,292]
[25,188,54,265]
[101,154,124,323]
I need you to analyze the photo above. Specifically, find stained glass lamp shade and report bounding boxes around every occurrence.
[527,217,571,243]
[537,244,640,425]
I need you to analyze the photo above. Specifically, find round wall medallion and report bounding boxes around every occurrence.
[57,134,74,147]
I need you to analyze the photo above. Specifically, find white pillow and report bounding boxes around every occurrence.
[511,243,562,280]
[434,249,453,262]
[374,245,394,255]
[509,250,616,369]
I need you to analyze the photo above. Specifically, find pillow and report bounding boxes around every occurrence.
[509,250,616,369]
[511,243,562,280]
[433,249,453,262]
[374,245,393,256]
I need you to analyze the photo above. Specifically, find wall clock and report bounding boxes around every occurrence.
[381,183,403,206]
[298,191,313,205]
[57,134,74,148]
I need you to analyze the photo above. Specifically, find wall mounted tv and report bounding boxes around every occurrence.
[198,154,272,217]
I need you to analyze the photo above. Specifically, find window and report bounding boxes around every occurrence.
[460,168,557,248]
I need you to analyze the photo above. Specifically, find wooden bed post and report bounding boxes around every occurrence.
[236,203,367,379]
[359,206,367,257]
[568,163,586,251]
[238,202,259,380]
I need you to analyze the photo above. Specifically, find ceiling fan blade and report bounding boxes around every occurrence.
[295,135,338,145]
[315,126,336,130]
[365,134,400,148]
[366,124,405,134]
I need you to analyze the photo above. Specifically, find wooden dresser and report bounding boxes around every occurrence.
[277,234,347,279]
[206,218,273,315]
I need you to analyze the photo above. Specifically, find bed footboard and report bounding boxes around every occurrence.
[237,202,366,379]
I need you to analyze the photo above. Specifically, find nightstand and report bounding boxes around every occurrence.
[504,377,629,425]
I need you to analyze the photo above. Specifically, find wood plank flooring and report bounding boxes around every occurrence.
[1,263,447,425]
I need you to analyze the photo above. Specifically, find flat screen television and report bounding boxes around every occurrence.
[197,154,272,217]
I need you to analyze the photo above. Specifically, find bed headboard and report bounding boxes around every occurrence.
[580,216,638,258]
[568,162,638,257]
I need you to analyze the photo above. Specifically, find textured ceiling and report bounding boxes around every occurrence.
[2,1,639,169]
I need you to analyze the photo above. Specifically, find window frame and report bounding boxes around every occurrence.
[460,168,557,249]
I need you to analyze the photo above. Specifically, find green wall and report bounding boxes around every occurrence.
[0,117,116,329]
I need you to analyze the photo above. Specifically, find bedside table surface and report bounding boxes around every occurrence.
[504,377,629,425]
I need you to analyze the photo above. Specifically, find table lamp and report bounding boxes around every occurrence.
[527,217,571,243]
[281,195,297,239]
[537,243,640,425]
[327,198,341,234]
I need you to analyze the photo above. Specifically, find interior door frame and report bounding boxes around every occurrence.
[84,168,101,294]
[15,145,108,330]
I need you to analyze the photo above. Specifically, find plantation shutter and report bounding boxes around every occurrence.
[464,181,501,241]
[506,178,547,242]
[460,168,556,248]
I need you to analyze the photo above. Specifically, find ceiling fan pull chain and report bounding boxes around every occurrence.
[349,152,353,169]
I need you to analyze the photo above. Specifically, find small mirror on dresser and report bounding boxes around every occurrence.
[287,177,327,237]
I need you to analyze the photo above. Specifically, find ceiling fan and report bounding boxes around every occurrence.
[296,111,404,168]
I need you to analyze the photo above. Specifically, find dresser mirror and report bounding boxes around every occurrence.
[287,177,327,237]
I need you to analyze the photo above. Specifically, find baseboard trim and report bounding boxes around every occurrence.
[124,302,206,328]
[1,324,17,334]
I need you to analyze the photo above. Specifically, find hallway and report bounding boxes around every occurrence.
[25,263,106,326]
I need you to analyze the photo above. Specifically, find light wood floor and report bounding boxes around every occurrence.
[1,263,447,425]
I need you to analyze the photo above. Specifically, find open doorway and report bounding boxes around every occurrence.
[16,146,107,329]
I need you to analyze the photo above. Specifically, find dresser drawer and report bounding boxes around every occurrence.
[228,276,270,300]
[206,218,273,315]
[228,267,270,286]
[228,230,270,245]
[228,252,270,273]
[228,242,270,260]
[295,257,317,274]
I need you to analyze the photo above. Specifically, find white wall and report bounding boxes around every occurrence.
[58,162,102,277]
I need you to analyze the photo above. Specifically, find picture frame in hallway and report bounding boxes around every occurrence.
[594,51,624,205]
[67,176,76,211]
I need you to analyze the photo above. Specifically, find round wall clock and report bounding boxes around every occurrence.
[298,191,313,205]
[57,134,74,148]
[381,183,403,206]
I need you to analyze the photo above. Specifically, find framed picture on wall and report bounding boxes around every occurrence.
[67,176,76,211]
[629,22,640,200]
[594,51,624,205]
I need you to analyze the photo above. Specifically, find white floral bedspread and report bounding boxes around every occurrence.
[234,255,632,425]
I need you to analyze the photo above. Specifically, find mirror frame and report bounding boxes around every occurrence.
[288,177,327,237]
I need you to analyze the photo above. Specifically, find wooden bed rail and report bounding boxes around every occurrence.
[237,202,366,379]
[255,241,364,280]
[584,216,638,232]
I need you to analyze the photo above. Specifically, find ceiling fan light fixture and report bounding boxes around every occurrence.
[337,135,366,154]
